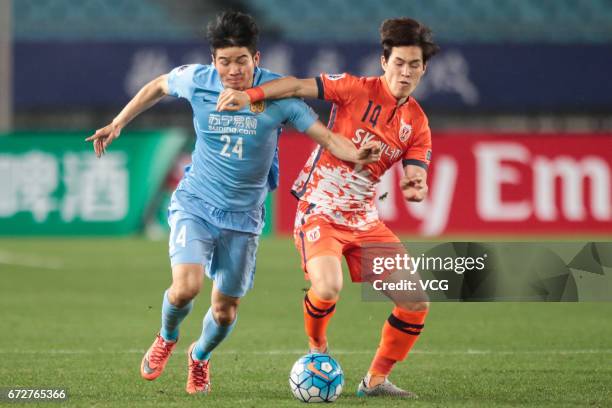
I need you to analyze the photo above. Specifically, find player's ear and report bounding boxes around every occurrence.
[211,53,216,66]
[380,54,388,72]
[253,51,261,67]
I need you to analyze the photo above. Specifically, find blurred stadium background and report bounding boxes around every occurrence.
[1,1,611,407]
[1,0,611,238]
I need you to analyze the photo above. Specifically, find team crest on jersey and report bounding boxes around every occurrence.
[306,226,321,242]
[399,119,412,142]
[325,73,346,81]
[250,100,266,113]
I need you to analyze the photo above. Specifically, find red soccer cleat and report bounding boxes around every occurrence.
[140,333,177,381]
[186,342,211,394]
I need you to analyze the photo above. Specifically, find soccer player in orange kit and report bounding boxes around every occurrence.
[217,17,439,397]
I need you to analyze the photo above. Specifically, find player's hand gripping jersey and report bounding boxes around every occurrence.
[292,73,432,231]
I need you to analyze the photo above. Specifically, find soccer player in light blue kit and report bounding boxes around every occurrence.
[86,11,380,395]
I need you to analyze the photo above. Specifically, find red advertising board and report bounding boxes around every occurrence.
[277,131,612,236]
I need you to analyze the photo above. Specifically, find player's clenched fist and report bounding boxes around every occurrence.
[85,122,122,158]
[400,174,428,202]
[216,89,250,112]
[357,141,382,164]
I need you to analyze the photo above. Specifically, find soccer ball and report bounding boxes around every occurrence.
[289,353,344,403]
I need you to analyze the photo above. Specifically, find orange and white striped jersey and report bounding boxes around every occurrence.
[292,73,432,230]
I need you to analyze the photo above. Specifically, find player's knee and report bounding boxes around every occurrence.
[169,284,201,306]
[311,283,341,301]
[397,301,429,312]
[306,257,343,301]
[212,302,238,326]
[170,264,203,305]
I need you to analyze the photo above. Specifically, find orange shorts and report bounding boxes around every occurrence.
[293,212,402,283]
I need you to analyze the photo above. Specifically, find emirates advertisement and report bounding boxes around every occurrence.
[276,131,612,236]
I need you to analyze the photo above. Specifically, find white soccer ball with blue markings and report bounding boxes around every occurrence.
[289,353,344,403]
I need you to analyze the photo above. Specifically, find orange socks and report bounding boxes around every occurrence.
[303,292,426,383]
[303,289,337,351]
[369,306,428,378]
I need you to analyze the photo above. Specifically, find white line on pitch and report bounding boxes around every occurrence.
[0,349,610,355]
[0,251,63,270]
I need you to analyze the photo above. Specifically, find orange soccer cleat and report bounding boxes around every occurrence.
[140,333,177,381]
[186,342,211,394]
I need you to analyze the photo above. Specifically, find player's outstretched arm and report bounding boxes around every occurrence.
[401,165,428,202]
[304,121,381,165]
[85,74,170,157]
[216,77,318,112]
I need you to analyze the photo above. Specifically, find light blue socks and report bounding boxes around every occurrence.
[160,289,193,342]
[192,307,237,361]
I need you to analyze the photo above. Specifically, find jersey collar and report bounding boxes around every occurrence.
[380,75,410,108]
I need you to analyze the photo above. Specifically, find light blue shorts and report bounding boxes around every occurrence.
[168,209,260,298]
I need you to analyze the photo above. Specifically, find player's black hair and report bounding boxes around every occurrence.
[380,18,440,64]
[207,11,259,56]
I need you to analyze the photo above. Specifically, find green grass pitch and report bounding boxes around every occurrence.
[0,237,610,407]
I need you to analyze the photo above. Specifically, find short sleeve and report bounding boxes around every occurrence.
[402,117,432,170]
[317,73,362,106]
[281,98,318,132]
[167,64,198,100]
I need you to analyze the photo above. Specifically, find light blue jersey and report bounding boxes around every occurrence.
[167,64,317,234]
[164,63,317,298]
